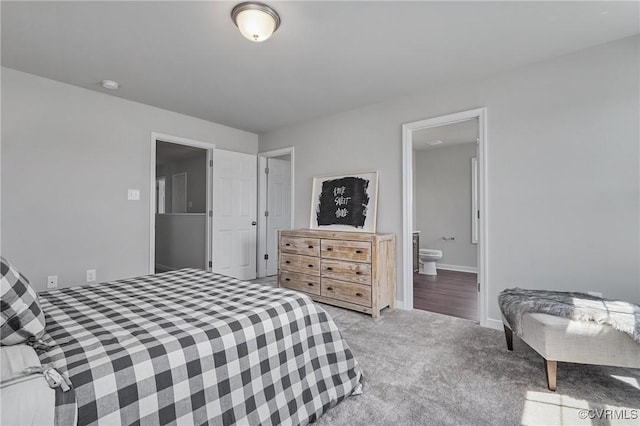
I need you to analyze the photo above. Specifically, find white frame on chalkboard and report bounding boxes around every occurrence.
[309,170,378,233]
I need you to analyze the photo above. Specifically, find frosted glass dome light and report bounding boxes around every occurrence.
[231,2,281,42]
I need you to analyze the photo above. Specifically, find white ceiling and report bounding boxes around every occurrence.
[2,1,638,134]
[413,118,478,151]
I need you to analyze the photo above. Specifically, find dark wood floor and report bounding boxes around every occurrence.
[414,269,478,321]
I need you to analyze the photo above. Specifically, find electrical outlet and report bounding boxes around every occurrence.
[86,269,96,283]
[47,275,58,289]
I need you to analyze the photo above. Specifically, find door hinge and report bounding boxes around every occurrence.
[477,210,480,219]
[209,261,212,268]
[264,254,269,260]
[477,282,480,292]
[208,210,213,217]
[265,167,269,174]
[264,210,269,217]
[209,160,213,167]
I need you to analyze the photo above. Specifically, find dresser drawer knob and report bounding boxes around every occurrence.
[285,260,291,264]
[285,243,291,246]
[326,267,333,271]
[356,292,363,297]
[308,245,314,249]
[307,283,314,287]
[355,271,362,275]
[355,250,363,254]
[308,264,314,268]
[326,247,333,251]
[285,278,291,282]
[326,287,334,291]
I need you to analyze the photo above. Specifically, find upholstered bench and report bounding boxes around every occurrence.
[502,313,640,391]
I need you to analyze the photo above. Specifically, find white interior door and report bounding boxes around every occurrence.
[266,158,291,275]
[213,149,257,280]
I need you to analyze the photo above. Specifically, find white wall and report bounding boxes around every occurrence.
[1,68,258,291]
[415,143,477,268]
[259,35,640,324]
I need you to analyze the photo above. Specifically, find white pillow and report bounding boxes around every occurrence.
[1,345,55,425]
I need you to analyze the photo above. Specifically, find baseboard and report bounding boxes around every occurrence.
[486,318,504,330]
[436,263,478,273]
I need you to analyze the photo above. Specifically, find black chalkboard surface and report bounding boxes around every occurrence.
[310,171,378,232]
[317,177,369,227]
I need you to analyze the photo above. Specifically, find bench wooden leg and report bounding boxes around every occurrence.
[503,325,513,351]
[544,359,557,391]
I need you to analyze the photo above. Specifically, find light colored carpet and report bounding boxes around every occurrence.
[251,277,640,425]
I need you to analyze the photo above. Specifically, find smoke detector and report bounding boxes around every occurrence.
[101,80,120,90]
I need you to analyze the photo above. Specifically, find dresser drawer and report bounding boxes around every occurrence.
[280,236,321,257]
[321,240,371,263]
[279,271,320,296]
[280,253,320,276]
[321,259,371,285]
[321,278,372,307]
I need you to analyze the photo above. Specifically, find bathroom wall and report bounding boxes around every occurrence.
[415,143,478,269]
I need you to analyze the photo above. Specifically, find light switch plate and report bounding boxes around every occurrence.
[86,269,96,282]
[127,189,140,201]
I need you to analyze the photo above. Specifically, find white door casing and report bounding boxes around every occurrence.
[257,147,295,278]
[265,158,291,275]
[149,132,214,275]
[402,108,488,327]
[213,149,258,280]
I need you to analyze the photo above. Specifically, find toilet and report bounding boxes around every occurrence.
[419,249,443,276]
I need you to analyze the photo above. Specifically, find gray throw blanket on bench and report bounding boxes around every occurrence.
[499,288,640,344]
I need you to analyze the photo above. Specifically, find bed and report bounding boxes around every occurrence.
[5,267,363,425]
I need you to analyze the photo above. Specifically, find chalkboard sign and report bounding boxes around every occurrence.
[310,171,378,233]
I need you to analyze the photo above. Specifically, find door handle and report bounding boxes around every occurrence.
[251,221,257,226]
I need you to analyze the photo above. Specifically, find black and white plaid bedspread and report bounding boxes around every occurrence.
[38,269,363,425]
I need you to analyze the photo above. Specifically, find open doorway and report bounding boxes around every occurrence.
[149,134,214,274]
[402,108,488,326]
[412,120,479,321]
[258,148,295,278]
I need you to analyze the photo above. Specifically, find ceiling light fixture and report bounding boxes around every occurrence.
[231,2,281,42]
[101,80,119,90]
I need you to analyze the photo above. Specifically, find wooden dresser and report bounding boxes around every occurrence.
[278,229,396,318]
